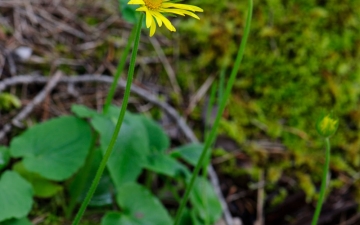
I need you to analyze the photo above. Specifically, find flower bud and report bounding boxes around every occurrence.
[316,112,339,138]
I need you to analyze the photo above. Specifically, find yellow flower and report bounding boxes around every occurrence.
[127,0,203,36]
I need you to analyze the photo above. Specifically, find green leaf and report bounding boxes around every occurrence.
[68,148,114,206]
[12,162,62,198]
[0,171,33,222]
[71,104,99,118]
[116,183,173,225]
[189,177,222,224]
[170,143,205,166]
[0,146,10,171]
[0,217,32,225]
[139,115,170,153]
[144,153,190,179]
[101,212,134,225]
[190,209,203,225]
[91,111,150,188]
[10,116,93,181]
[177,208,193,225]
[118,0,138,24]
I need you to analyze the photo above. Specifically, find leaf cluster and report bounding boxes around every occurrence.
[0,104,222,225]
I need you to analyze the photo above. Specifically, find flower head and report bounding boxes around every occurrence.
[316,112,339,138]
[128,0,203,36]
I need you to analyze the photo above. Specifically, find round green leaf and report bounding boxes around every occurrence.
[170,143,205,166]
[116,183,173,225]
[13,162,62,198]
[91,112,149,188]
[144,153,190,179]
[139,115,170,153]
[71,104,98,118]
[1,217,32,225]
[190,209,203,225]
[0,171,33,222]
[101,212,134,225]
[189,177,222,224]
[10,116,93,181]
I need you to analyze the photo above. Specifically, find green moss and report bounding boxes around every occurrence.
[270,188,288,207]
[175,0,360,200]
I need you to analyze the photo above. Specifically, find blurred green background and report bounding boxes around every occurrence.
[174,0,360,204]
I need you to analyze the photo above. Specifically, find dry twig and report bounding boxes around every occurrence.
[149,37,181,96]
[0,71,63,139]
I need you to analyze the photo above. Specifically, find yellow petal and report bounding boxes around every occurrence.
[128,0,145,5]
[161,3,203,12]
[160,8,200,19]
[145,10,154,28]
[135,6,147,11]
[160,8,185,16]
[153,14,163,27]
[149,19,157,37]
[152,11,176,32]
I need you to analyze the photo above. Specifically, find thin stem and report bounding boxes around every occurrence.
[71,14,143,225]
[202,83,217,225]
[205,82,217,139]
[311,138,331,225]
[218,68,226,107]
[173,1,253,224]
[103,26,137,114]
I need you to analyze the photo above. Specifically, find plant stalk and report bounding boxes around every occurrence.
[173,0,253,224]
[311,138,331,225]
[71,14,143,225]
[103,26,137,114]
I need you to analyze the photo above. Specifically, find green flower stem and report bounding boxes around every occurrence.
[205,82,217,139]
[173,1,253,224]
[311,137,331,225]
[218,67,226,107]
[203,83,217,225]
[103,26,137,114]
[72,14,143,225]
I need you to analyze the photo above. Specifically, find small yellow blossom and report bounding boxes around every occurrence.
[316,113,339,138]
[128,0,203,36]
